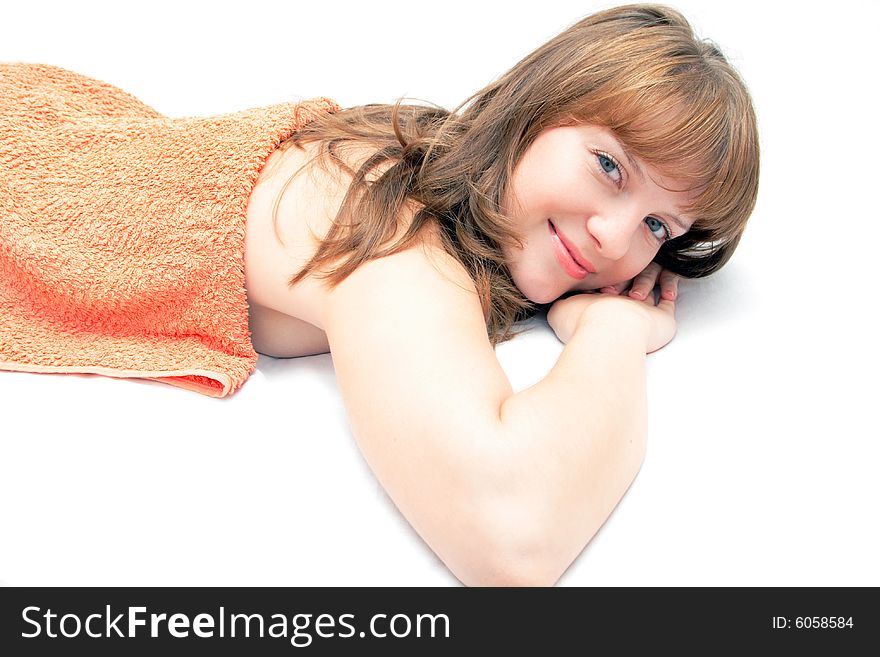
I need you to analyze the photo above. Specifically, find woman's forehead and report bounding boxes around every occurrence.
[595,125,701,202]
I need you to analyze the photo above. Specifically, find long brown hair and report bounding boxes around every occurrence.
[277,4,760,345]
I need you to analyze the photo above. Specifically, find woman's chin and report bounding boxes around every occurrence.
[520,285,560,305]
[509,266,563,304]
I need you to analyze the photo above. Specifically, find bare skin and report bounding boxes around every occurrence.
[242,135,680,586]
[244,139,434,357]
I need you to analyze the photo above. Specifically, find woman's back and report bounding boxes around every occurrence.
[243,138,449,358]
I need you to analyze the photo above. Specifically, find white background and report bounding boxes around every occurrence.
[1,0,877,586]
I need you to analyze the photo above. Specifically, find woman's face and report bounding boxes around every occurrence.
[501,124,695,304]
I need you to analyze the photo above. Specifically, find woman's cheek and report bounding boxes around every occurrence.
[621,249,659,280]
[605,262,642,286]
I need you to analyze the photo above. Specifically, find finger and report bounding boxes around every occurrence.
[658,269,680,301]
[627,262,662,300]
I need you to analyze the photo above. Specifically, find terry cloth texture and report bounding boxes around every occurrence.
[0,63,340,397]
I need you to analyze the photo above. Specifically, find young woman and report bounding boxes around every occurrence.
[0,4,759,585]
[242,4,759,585]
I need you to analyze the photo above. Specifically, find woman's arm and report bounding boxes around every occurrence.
[321,240,659,586]
[496,301,653,584]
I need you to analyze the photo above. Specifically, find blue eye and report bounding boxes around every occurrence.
[645,216,671,242]
[598,154,617,174]
[595,151,623,186]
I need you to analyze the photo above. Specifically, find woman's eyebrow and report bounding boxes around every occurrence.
[613,136,645,182]
[663,213,691,233]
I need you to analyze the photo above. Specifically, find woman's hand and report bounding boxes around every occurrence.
[547,263,679,353]
[598,261,680,302]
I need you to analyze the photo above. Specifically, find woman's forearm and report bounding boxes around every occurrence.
[492,307,649,584]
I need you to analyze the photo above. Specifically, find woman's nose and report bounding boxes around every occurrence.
[586,212,642,261]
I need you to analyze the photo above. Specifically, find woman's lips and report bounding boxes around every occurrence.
[549,220,595,280]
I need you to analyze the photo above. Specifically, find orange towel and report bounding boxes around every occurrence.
[0,63,339,397]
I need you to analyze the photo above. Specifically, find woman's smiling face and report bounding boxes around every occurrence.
[502,124,696,304]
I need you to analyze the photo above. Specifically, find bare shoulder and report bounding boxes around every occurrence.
[321,225,489,353]
[322,219,495,365]
[320,215,515,426]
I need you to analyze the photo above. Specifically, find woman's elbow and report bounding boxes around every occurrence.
[451,513,566,587]
[459,553,562,587]
[455,430,648,587]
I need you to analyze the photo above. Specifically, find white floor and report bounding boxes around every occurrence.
[1,0,877,586]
